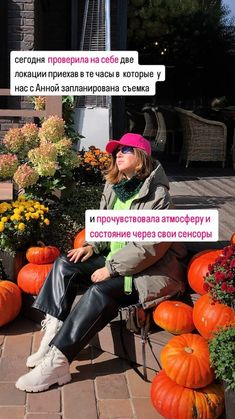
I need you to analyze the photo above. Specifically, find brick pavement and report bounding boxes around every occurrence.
[0,316,162,419]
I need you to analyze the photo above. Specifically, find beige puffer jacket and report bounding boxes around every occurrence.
[89,161,187,309]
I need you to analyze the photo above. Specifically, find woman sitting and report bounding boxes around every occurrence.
[16,133,187,392]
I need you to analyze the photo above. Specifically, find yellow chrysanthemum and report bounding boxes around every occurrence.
[14,208,21,215]
[18,223,25,231]
[17,195,26,201]
[0,203,12,213]
[43,218,50,225]
[1,217,8,223]
[31,213,38,219]
[0,222,5,232]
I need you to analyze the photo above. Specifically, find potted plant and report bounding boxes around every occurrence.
[0,195,52,279]
[209,324,235,419]
[0,116,80,201]
[203,244,235,309]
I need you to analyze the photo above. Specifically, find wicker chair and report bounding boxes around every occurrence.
[142,106,158,138]
[175,107,227,168]
[141,106,167,152]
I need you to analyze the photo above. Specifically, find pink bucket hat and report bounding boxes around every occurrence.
[106,133,151,156]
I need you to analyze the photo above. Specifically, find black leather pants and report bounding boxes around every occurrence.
[33,254,139,363]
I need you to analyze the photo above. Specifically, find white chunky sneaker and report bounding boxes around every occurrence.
[16,346,71,392]
[26,314,63,368]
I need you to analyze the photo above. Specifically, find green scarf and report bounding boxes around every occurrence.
[112,176,144,203]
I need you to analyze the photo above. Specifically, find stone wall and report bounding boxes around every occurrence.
[8,0,35,52]
[7,0,35,108]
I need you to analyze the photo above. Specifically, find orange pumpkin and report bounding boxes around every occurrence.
[151,370,224,419]
[230,233,235,245]
[17,263,53,295]
[160,333,214,388]
[0,281,22,327]
[193,293,235,339]
[74,229,86,249]
[26,244,60,264]
[153,301,194,334]
[187,249,222,295]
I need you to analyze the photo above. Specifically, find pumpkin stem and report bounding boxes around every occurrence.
[184,347,193,354]
[37,240,46,247]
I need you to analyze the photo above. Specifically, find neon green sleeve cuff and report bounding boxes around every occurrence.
[124,275,132,294]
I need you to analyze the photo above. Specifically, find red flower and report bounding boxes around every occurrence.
[227,285,235,293]
[203,283,210,292]
[205,244,235,307]
[230,259,235,269]
[220,260,229,268]
[223,248,234,258]
[221,283,228,291]
[215,256,223,264]
[208,264,214,274]
[226,271,234,280]
[215,271,226,282]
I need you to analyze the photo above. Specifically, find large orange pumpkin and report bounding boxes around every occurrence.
[160,333,214,388]
[153,301,194,334]
[74,229,86,249]
[0,281,22,327]
[187,249,222,295]
[193,293,235,339]
[17,263,53,295]
[26,244,60,264]
[151,370,224,419]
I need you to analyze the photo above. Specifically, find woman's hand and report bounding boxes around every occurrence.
[67,245,94,263]
[91,267,110,283]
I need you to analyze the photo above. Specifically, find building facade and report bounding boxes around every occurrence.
[0,0,128,144]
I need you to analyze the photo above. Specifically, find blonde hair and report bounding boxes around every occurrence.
[105,148,153,184]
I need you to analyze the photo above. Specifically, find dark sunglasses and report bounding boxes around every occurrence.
[114,146,134,155]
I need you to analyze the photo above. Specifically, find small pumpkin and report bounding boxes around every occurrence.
[153,301,194,334]
[187,249,222,295]
[230,233,235,245]
[0,281,22,327]
[17,263,53,295]
[74,229,86,249]
[26,243,60,264]
[151,370,224,419]
[193,293,235,339]
[160,333,214,388]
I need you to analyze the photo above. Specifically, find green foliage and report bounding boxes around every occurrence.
[129,0,235,57]
[127,0,235,102]
[62,96,84,146]
[209,324,235,391]
[42,182,103,252]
